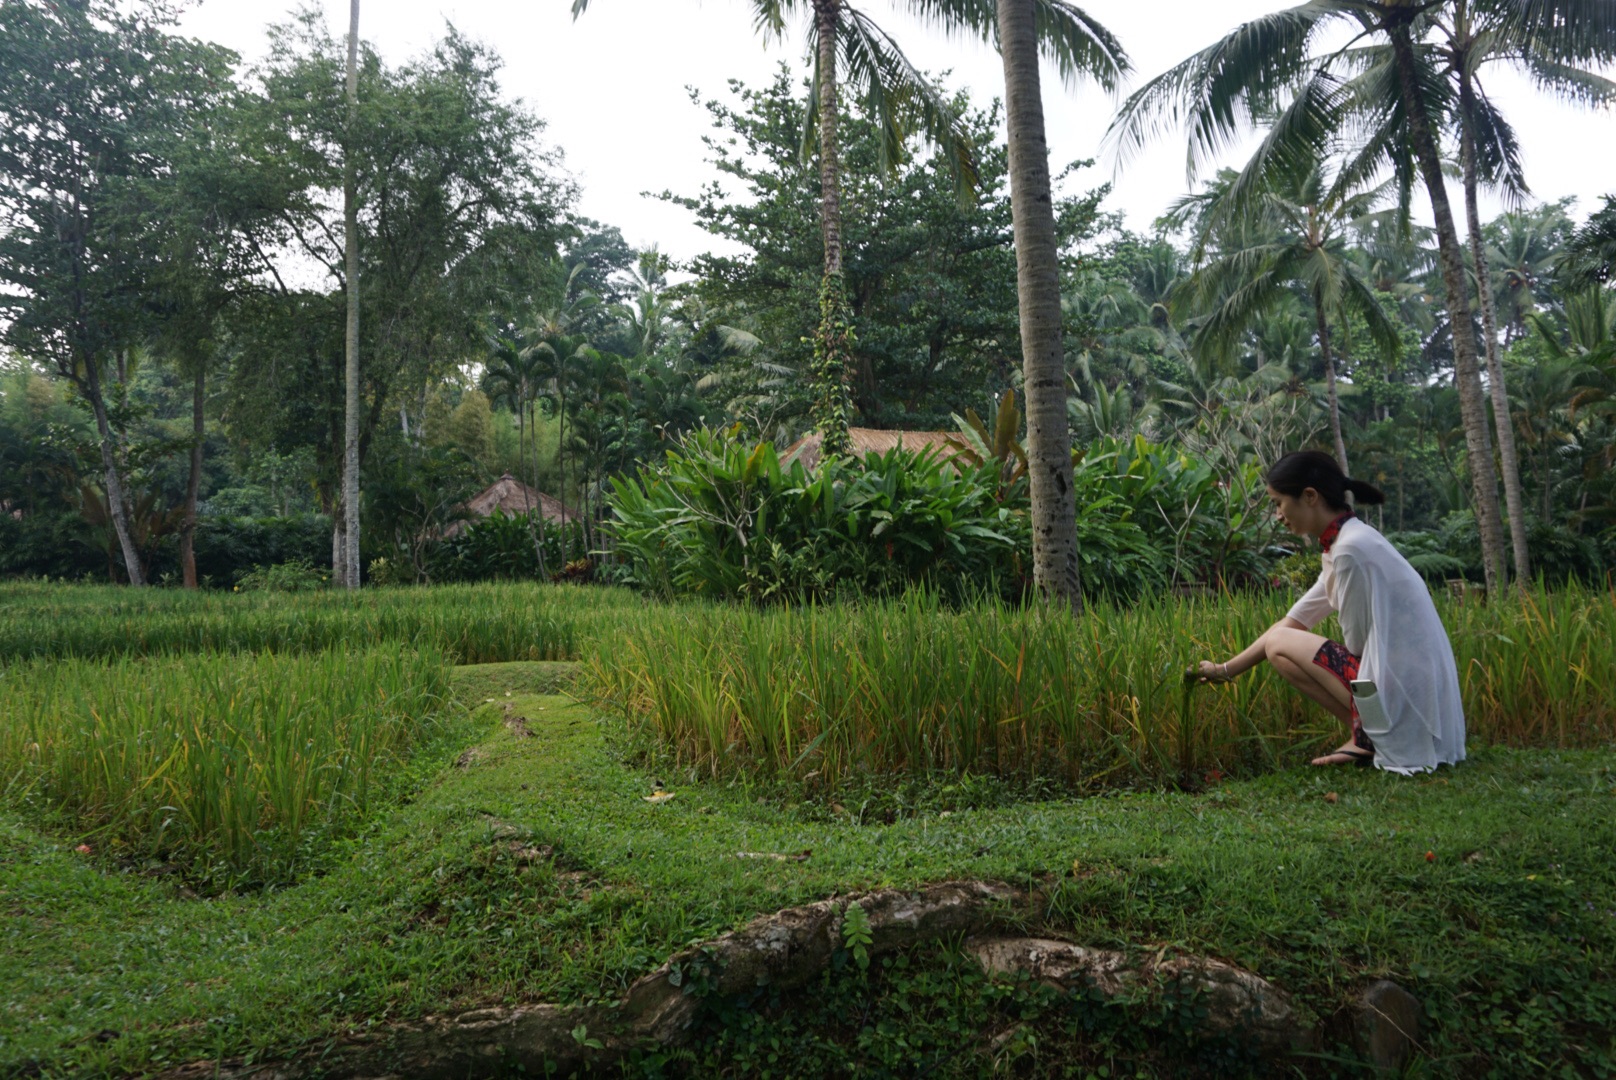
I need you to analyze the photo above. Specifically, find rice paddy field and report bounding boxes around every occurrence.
[589,586,1616,787]
[1,579,1613,1078]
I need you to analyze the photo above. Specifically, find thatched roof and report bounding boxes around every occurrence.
[442,474,575,538]
[780,427,959,471]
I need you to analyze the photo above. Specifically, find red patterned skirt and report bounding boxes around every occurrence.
[1313,640,1373,751]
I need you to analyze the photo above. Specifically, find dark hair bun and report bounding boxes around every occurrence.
[1344,477,1387,505]
[1266,451,1386,510]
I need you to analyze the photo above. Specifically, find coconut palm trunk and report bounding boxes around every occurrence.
[341,0,362,589]
[1314,301,1349,474]
[1387,21,1507,595]
[997,0,1081,612]
[810,0,853,459]
[1458,71,1530,585]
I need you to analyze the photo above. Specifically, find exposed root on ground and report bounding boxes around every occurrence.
[155,880,1324,1079]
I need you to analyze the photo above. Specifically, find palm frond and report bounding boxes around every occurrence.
[1189,259,1292,363]
[1221,67,1350,220]
[895,0,1128,87]
[1465,82,1529,205]
[749,0,798,43]
[834,5,981,197]
[1028,0,1130,91]
[1102,1,1349,179]
[1516,46,1616,105]
[1557,195,1616,290]
[1336,266,1404,362]
[1494,0,1616,64]
[1328,39,1446,226]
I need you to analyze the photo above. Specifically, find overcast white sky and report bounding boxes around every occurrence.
[177,0,1616,264]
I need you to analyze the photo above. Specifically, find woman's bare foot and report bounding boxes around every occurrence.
[1310,741,1374,767]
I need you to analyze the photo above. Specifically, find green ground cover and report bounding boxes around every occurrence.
[2,584,1613,1077]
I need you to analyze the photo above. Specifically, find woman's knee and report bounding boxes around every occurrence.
[1264,626,1310,663]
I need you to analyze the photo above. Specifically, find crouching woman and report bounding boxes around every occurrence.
[1196,451,1466,773]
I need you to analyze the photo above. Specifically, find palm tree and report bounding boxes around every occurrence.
[1507,347,1588,520]
[1172,161,1403,474]
[981,0,1128,610]
[567,345,630,551]
[523,331,590,544]
[1560,195,1616,292]
[520,258,600,540]
[616,249,674,359]
[340,0,361,589]
[1431,0,1616,584]
[1531,287,1616,422]
[1489,201,1577,340]
[1519,289,1615,523]
[573,0,980,460]
[1103,0,1604,595]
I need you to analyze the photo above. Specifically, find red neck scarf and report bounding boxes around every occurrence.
[1319,511,1354,553]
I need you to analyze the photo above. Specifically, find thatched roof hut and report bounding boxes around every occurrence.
[442,473,575,538]
[780,427,959,471]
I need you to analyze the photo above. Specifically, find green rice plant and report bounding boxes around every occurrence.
[589,590,1305,787]
[587,585,1616,788]
[0,646,452,886]
[1445,585,1616,746]
[0,581,636,663]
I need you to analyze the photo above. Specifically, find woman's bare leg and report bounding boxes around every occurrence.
[1260,627,1363,764]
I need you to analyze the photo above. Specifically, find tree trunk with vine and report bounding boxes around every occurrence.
[810,0,852,460]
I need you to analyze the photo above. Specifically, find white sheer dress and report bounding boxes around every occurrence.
[1285,516,1467,774]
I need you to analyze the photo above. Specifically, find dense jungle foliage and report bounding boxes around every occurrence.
[2,10,1613,595]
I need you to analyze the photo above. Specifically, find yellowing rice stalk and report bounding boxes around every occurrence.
[587,585,1616,787]
[0,646,452,886]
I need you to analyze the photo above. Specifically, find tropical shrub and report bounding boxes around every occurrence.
[608,430,1286,604]
[1524,519,1607,584]
[426,511,586,584]
[234,558,328,592]
[0,508,105,580]
[607,429,1024,603]
[1073,435,1276,592]
[1270,550,1322,594]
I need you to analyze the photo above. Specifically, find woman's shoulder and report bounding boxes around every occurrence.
[1333,517,1394,557]
[1335,518,1419,571]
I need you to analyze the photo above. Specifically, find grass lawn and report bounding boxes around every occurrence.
[3,660,1613,1078]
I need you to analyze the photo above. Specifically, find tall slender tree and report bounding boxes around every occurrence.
[1104,0,1558,594]
[1433,0,1616,583]
[985,0,1126,609]
[482,326,548,576]
[341,0,362,588]
[0,0,236,585]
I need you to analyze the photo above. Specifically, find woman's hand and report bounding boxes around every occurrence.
[1192,660,1234,684]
